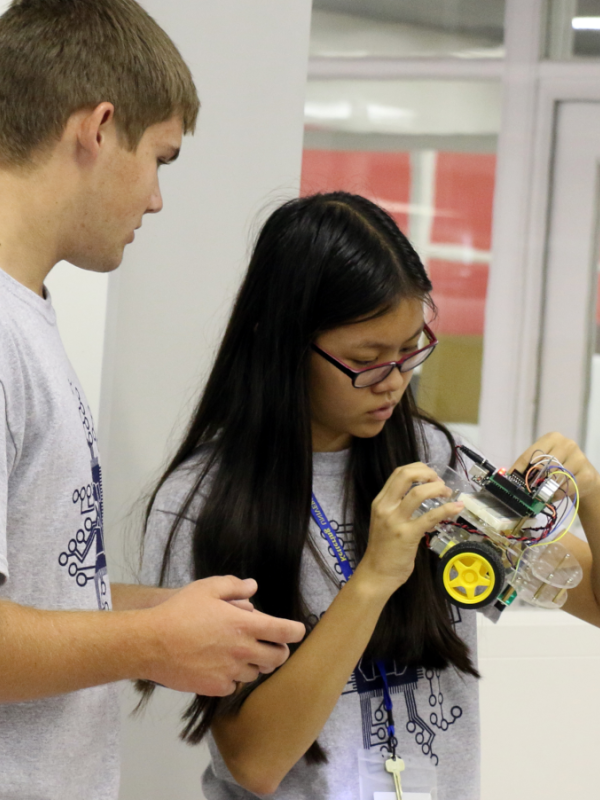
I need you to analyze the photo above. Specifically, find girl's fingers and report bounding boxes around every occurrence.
[374,463,445,508]
[511,432,600,498]
[391,479,452,522]
[511,432,575,474]
[414,501,464,537]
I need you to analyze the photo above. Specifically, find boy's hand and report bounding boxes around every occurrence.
[511,432,600,500]
[140,576,305,697]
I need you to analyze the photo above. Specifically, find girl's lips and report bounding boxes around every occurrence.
[368,404,396,421]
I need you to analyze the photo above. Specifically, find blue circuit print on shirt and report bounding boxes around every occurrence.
[426,667,463,733]
[58,383,110,610]
[344,657,461,765]
[321,516,463,766]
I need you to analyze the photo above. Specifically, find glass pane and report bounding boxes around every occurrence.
[310,0,506,60]
[302,80,500,443]
[304,80,502,140]
[547,0,600,59]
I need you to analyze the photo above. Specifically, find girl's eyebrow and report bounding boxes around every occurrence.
[355,324,425,350]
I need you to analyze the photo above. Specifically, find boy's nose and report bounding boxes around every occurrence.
[147,185,163,214]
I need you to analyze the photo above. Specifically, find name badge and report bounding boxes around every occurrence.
[358,749,437,800]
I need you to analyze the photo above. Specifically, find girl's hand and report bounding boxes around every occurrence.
[355,462,463,598]
[511,432,600,501]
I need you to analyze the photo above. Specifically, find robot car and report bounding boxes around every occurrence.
[414,445,583,619]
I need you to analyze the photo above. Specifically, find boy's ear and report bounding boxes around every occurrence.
[76,102,116,162]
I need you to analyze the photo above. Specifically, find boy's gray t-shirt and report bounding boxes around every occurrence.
[0,269,119,799]
[142,426,480,800]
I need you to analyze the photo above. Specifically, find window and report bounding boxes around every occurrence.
[302,78,501,440]
[311,0,506,60]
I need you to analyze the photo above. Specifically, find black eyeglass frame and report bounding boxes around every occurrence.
[311,323,438,388]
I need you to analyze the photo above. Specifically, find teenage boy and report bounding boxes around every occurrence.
[0,1,304,797]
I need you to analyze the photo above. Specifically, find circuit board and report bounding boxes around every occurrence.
[482,470,547,517]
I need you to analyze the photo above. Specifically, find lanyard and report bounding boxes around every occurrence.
[310,493,398,757]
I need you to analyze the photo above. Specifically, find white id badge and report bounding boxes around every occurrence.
[358,748,437,800]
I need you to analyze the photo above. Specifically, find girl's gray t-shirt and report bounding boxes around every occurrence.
[141,427,480,800]
[0,268,119,800]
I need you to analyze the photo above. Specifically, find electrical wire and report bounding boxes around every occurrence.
[525,454,565,491]
[539,468,579,544]
[441,450,580,592]
[454,446,470,481]
[506,463,578,583]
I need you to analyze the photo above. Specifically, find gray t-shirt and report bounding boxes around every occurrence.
[0,268,119,800]
[142,427,480,800]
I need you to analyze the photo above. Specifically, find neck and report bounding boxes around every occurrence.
[311,423,352,453]
[0,164,69,296]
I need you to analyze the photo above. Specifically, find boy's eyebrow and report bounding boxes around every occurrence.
[164,147,180,163]
[355,324,425,350]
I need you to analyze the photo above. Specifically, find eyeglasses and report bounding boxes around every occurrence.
[311,324,438,388]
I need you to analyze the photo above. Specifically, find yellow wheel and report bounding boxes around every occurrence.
[437,541,505,609]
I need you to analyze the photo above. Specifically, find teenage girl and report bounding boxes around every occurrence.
[140,192,600,800]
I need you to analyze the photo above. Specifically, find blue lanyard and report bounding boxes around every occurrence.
[310,493,397,749]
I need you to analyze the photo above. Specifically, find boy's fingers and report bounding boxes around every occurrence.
[248,642,290,674]
[245,609,305,646]
[207,575,258,601]
[234,664,261,684]
[228,598,255,611]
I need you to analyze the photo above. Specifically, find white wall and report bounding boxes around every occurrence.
[95,2,312,798]
[45,264,109,423]
[479,611,600,799]
[99,0,312,558]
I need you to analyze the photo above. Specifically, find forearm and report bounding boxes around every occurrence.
[111,582,179,611]
[212,568,389,795]
[577,493,600,601]
[0,576,305,705]
[0,599,153,702]
[563,492,600,625]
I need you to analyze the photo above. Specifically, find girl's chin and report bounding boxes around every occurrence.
[351,419,388,439]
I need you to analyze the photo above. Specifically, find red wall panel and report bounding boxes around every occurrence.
[428,260,488,336]
[431,153,496,251]
[301,149,411,233]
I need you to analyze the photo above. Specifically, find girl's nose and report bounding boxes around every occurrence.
[372,365,407,394]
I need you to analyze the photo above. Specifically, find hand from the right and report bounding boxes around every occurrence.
[139,575,305,696]
[356,462,463,598]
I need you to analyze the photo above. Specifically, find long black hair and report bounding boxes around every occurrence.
[138,192,478,758]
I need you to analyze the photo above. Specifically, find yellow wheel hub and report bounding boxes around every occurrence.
[442,551,496,605]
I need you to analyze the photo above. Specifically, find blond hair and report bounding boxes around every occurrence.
[0,0,200,166]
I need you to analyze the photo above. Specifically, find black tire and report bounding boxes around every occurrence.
[436,540,505,610]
